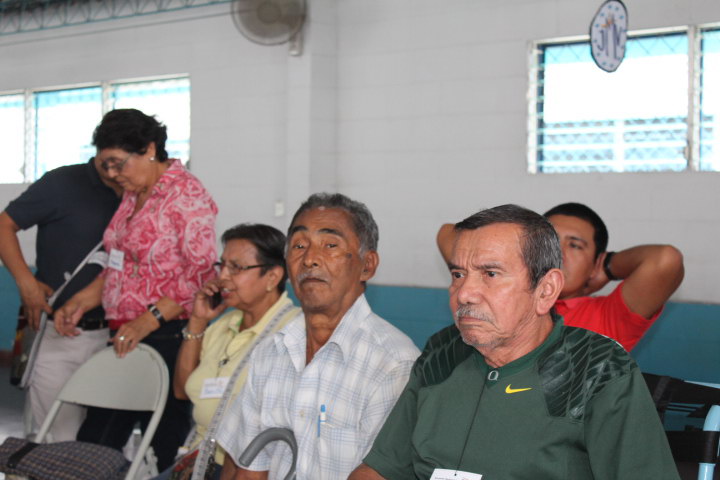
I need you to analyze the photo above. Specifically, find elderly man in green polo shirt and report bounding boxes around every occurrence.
[350,204,678,480]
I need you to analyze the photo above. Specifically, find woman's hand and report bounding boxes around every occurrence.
[190,278,228,328]
[54,296,85,337]
[173,280,227,399]
[53,276,105,337]
[112,314,157,358]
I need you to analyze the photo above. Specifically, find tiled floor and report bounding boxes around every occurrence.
[0,367,25,440]
[0,367,26,480]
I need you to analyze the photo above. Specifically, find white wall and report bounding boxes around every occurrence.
[334,0,720,302]
[1,0,718,303]
[0,1,297,230]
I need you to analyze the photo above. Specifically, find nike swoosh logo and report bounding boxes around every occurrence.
[505,384,532,394]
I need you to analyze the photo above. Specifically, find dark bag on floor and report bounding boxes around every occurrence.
[0,436,129,480]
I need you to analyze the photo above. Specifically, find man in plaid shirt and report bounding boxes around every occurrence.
[217,193,420,480]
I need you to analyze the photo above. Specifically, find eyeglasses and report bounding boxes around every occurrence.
[100,153,133,173]
[213,260,269,276]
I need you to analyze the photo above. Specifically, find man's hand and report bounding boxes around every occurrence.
[348,464,387,480]
[0,211,54,330]
[18,278,54,330]
[581,251,611,297]
[219,455,268,480]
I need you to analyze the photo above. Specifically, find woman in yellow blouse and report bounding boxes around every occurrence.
[168,223,299,479]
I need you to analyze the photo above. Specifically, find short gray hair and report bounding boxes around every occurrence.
[455,204,562,289]
[288,193,379,254]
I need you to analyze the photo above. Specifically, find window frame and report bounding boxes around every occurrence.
[528,23,720,174]
[0,73,190,184]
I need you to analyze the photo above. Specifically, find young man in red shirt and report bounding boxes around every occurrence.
[437,202,684,350]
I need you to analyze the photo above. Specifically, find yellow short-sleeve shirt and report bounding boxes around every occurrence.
[185,292,299,465]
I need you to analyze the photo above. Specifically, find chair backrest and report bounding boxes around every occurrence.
[35,344,169,480]
[57,344,168,412]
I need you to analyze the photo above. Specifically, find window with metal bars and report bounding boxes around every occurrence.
[529,26,720,173]
[0,75,190,184]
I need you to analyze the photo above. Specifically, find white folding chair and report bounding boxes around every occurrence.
[35,344,169,480]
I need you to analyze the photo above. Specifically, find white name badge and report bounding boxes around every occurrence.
[430,469,482,480]
[108,249,125,271]
[200,377,229,399]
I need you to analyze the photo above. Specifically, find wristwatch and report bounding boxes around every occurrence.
[147,303,167,324]
[603,251,620,281]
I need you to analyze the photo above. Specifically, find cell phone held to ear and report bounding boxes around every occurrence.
[210,291,223,309]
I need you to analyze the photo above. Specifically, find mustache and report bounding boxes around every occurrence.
[455,304,493,323]
[296,270,330,283]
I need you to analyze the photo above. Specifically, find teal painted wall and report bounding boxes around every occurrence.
[298,283,720,383]
[2,268,718,383]
[1,268,20,350]
[632,302,720,383]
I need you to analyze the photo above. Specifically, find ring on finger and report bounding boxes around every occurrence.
[118,335,126,342]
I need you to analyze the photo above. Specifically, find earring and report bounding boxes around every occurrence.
[149,156,156,162]
[266,285,273,292]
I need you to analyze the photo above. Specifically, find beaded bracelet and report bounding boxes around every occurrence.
[181,326,205,341]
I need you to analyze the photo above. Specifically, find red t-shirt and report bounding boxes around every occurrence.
[555,282,662,351]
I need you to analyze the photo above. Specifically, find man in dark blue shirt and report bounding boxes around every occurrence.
[0,156,121,440]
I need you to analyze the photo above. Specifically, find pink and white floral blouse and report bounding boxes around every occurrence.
[102,159,217,329]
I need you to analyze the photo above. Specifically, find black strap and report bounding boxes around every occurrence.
[7,441,39,468]
[642,373,682,421]
[642,372,720,415]
[667,430,720,464]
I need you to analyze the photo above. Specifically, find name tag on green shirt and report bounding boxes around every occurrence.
[430,468,482,480]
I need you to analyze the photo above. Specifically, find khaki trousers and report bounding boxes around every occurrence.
[27,325,109,441]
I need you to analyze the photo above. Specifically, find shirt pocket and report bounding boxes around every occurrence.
[316,423,361,479]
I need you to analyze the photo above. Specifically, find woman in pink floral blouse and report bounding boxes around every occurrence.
[55,109,217,470]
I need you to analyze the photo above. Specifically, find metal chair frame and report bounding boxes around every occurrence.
[35,344,168,480]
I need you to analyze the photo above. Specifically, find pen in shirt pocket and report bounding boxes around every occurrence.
[317,404,326,437]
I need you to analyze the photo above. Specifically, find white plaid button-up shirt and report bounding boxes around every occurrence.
[216,294,420,480]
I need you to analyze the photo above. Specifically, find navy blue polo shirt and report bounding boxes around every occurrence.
[5,158,121,312]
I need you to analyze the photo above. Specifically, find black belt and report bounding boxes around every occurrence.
[77,317,109,330]
[49,313,108,331]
